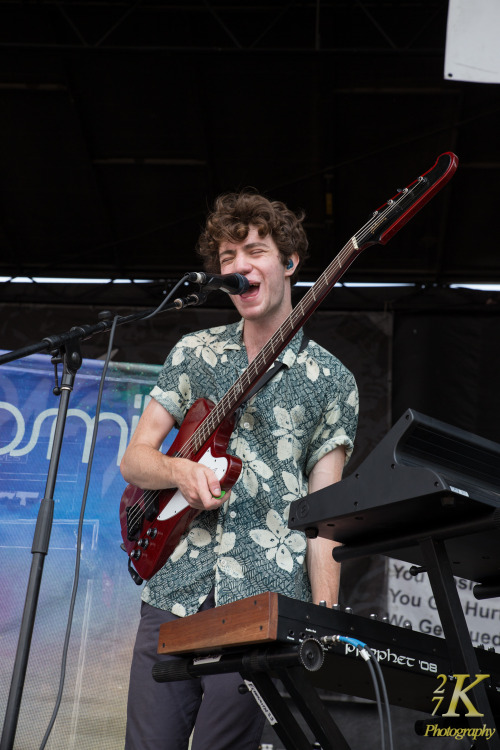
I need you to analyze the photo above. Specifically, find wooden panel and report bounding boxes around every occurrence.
[157,592,278,654]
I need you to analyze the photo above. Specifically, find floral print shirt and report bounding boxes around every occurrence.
[142,320,358,616]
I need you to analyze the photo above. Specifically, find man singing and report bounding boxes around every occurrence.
[120,190,358,749]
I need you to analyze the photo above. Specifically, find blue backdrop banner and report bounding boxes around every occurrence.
[0,352,171,750]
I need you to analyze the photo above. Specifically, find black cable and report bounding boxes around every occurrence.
[324,635,395,750]
[142,274,190,319]
[364,655,387,750]
[365,645,395,750]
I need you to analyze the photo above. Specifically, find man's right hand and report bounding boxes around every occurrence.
[170,456,228,511]
[120,399,230,512]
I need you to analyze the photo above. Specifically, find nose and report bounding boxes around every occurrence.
[231,251,253,276]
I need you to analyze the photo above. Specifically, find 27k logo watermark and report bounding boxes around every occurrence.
[423,674,497,742]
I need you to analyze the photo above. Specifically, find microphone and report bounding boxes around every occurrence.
[187,272,250,295]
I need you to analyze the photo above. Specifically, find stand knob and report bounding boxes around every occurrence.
[299,639,324,672]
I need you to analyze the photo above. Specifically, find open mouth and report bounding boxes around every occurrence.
[241,282,260,298]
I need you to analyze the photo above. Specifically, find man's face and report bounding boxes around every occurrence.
[218,225,297,325]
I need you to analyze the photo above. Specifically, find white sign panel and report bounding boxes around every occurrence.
[445,0,500,84]
[387,558,500,648]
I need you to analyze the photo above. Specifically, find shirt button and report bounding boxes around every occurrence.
[243,422,250,429]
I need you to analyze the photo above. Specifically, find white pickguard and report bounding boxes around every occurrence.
[157,447,229,521]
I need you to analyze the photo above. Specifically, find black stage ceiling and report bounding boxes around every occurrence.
[1,1,499,307]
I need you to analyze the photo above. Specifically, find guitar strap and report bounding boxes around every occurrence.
[238,331,309,412]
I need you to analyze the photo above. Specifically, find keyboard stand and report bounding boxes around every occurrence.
[244,666,352,750]
[152,642,352,750]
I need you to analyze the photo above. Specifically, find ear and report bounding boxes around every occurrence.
[284,252,299,277]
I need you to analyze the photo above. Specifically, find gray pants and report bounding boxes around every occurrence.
[124,594,266,750]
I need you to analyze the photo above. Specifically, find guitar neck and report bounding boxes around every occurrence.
[180,152,458,456]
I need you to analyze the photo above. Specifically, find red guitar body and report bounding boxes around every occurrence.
[119,398,242,581]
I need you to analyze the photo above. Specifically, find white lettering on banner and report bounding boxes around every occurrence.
[0,395,149,467]
[12,408,63,456]
[14,491,39,506]
[0,402,25,452]
[0,491,40,508]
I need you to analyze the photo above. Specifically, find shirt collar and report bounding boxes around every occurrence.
[221,318,305,369]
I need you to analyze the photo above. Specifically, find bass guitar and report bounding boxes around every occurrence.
[120,151,458,582]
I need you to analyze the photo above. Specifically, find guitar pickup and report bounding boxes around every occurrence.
[126,502,144,541]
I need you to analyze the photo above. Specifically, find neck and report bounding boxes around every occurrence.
[242,305,293,363]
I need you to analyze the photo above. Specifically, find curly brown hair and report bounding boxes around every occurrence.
[197,190,309,284]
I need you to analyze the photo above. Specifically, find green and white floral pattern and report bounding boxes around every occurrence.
[143,320,358,616]
[250,509,307,573]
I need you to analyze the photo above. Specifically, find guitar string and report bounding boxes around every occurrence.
[126,182,423,530]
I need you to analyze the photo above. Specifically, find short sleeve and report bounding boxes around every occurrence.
[303,358,359,477]
[149,339,196,427]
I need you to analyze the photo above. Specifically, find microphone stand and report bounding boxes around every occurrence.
[0,289,206,750]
